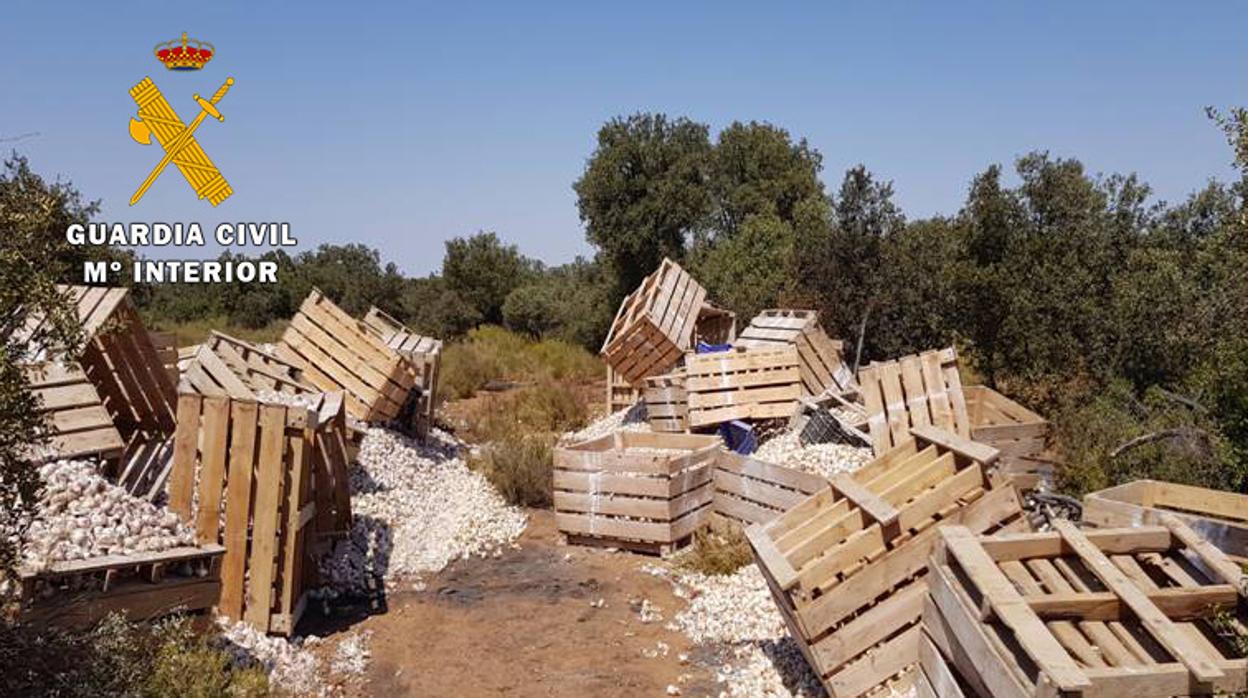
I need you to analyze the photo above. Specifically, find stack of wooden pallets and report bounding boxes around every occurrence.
[179,331,318,399]
[553,432,721,555]
[362,306,442,437]
[746,425,1027,697]
[859,347,971,456]
[24,362,124,464]
[921,517,1248,697]
[15,544,225,631]
[1083,480,1248,564]
[964,385,1052,489]
[601,258,707,386]
[276,289,416,423]
[737,309,856,396]
[712,451,829,527]
[643,370,688,433]
[685,346,803,428]
[168,391,352,635]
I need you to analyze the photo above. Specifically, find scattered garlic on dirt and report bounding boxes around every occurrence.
[316,427,528,596]
[331,629,374,676]
[216,618,324,697]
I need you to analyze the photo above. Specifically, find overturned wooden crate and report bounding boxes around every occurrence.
[965,385,1052,490]
[601,258,707,386]
[745,426,1027,697]
[179,331,318,400]
[685,346,802,428]
[737,309,856,396]
[15,544,225,631]
[24,361,125,464]
[19,285,179,445]
[1083,479,1248,564]
[168,392,353,635]
[553,432,721,555]
[15,545,224,631]
[694,302,738,346]
[924,517,1248,697]
[859,347,970,456]
[276,289,416,422]
[712,451,829,527]
[644,370,688,433]
[362,306,442,437]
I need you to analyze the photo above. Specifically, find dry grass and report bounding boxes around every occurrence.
[678,524,753,576]
[440,325,602,401]
[468,433,555,508]
[145,315,288,347]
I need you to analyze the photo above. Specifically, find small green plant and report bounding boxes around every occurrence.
[678,525,753,576]
[438,326,602,401]
[469,433,555,508]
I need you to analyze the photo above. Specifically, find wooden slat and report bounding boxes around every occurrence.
[219,400,258,620]
[244,404,287,630]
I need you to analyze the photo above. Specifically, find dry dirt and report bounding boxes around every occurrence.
[303,510,720,697]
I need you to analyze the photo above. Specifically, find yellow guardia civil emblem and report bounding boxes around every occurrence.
[127,32,233,206]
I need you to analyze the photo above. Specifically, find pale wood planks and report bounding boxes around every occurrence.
[601,259,708,386]
[685,347,802,428]
[859,347,970,456]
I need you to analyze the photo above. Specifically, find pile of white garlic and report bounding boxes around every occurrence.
[21,460,195,572]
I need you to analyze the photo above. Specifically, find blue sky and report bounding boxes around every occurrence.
[0,2,1241,275]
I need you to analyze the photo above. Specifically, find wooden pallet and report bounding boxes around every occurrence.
[745,425,1027,697]
[362,306,442,437]
[965,385,1053,490]
[276,289,416,423]
[712,451,829,526]
[1083,480,1248,565]
[737,309,856,396]
[116,435,175,500]
[149,330,180,387]
[168,392,352,634]
[925,517,1248,697]
[605,365,643,413]
[179,332,318,400]
[24,361,125,464]
[16,544,225,631]
[694,301,738,346]
[685,346,803,428]
[859,347,970,457]
[644,370,688,433]
[17,286,180,445]
[601,258,707,386]
[553,432,721,556]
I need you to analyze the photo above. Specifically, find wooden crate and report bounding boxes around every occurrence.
[276,289,416,423]
[965,385,1053,490]
[24,361,124,464]
[685,346,803,428]
[149,330,180,387]
[745,425,1027,697]
[179,332,318,400]
[15,544,225,631]
[644,370,687,433]
[601,258,707,386]
[362,306,442,437]
[694,302,737,345]
[16,286,180,444]
[737,309,856,396]
[925,517,1248,697]
[605,365,642,413]
[712,451,829,526]
[859,347,970,457]
[1083,480,1248,564]
[553,431,721,555]
[168,392,352,634]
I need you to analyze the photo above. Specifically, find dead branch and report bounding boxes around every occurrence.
[1109,426,1209,459]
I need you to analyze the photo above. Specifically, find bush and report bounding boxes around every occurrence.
[678,525,753,576]
[0,614,269,698]
[438,326,602,401]
[469,433,555,507]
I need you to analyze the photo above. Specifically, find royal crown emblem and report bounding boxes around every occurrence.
[154,32,214,71]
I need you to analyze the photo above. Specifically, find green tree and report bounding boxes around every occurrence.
[690,214,794,322]
[292,243,406,318]
[0,156,89,576]
[573,113,713,294]
[708,121,825,239]
[503,257,615,349]
[398,276,483,339]
[441,231,534,325]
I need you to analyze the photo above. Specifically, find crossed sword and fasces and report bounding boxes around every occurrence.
[128,76,234,206]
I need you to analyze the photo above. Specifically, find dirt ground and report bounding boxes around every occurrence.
[303,510,720,697]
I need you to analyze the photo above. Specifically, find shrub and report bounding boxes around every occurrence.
[469,433,555,508]
[438,326,602,401]
[678,525,753,576]
[0,614,269,698]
